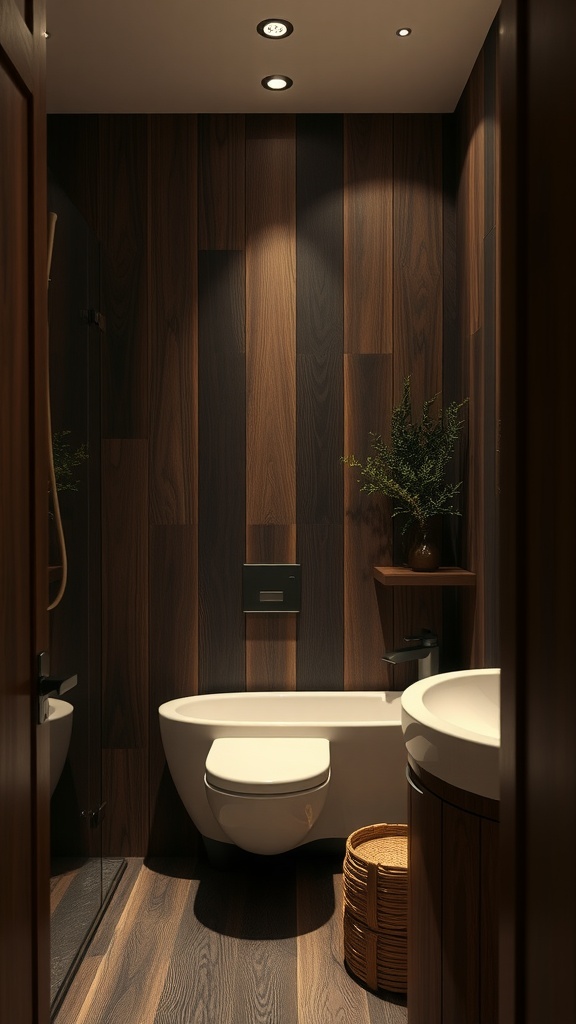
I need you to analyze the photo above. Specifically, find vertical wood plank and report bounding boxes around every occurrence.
[344,115,394,354]
[392,115,444,684]
[442,803,480,1024]
[198,114,245,250]
[101,439,149,854]
[198,251,246,694]
[73,865,191,1024]
[462,62,485,339]
[296,114,343,524]
[343,354,392,688]
[297,867,372,1023]
[407,776,442,1024]
[148,526,199,856]
[102,750,148,857]
[0,48,37,1024]
[101,439,149,748]
[245,117,296,691]
[480,817,499,1024]
[296,115,344,690]
[245,525,297,690]
[245,121,296,527]
[483,26,499,667]
[149,115,197,526]
[393,115,443,403]
[98,116,149,439]
[296,525,343,689]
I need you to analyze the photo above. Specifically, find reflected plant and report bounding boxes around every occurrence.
[52,430,88,493]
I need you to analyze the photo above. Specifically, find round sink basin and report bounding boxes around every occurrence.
[401,668,500,800]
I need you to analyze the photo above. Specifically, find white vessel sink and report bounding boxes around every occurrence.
[401,669,500,800]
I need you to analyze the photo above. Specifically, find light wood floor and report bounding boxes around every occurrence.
[53,852,407,1024]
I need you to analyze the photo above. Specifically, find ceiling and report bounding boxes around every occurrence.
[46,0,500,115]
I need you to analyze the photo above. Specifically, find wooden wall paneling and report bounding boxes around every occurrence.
[148,526,199,856]
[392,115,443,403]
[245,117,297,691]
[87,217,104,854]
[198,251,246,694]
[98,116,149,439]
[0,44,36,1024]
[462,60,485,341]
[245,117,296,528]
[198,114,245,250]
[101,439,149,854]
[461,60,487,669]
[296,114,343,525]
[343,115,394,355]
[407,773,442,1024]
[392,586,443,686]
[482,28,499,666]
[149,115,197,527]
[47,115,100,232]
[440,114,466,671]
[343,354,393,688]
[499,1,576,1015]
[392,116,444,684]
[296,525,343,689]
[441,802,480,1024]
[245,525,297,691]
[101,750,148,857]
[296,115,344,690]
[480,817,499,1024]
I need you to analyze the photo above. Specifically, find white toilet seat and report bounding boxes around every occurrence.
[205,737,330,795]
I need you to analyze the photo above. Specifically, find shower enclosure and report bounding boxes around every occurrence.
[47,179,125,1015]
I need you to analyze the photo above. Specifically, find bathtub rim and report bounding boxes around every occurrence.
[158,690,402,728]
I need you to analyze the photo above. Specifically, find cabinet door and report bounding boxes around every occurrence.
[407,768,442,1024]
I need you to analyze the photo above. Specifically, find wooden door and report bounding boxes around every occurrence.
[0,2,50,1023]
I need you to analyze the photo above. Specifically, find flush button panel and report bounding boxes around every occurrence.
[242,563,301,613]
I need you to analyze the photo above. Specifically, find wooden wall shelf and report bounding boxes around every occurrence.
[373,566,476,587]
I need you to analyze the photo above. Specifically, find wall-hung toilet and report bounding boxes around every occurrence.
[204,736,331,855]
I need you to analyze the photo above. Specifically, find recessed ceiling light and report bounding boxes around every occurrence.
[257,19,294,39]
[396,27,412,37]
[262,75,293,91]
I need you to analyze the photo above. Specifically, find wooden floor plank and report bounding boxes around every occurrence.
[73,865,192,1024]
[155,856,298,1024]
[54,854,407,1024]
[298,862,371,1024]
[53,859,142,1024]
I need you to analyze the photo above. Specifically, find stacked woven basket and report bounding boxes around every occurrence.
[343,822,408,993]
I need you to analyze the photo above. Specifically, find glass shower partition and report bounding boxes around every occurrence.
[47,178,125,1016]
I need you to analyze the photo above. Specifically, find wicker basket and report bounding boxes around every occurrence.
[343,823,408,992]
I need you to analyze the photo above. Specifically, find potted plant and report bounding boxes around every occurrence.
[343,376,468,570]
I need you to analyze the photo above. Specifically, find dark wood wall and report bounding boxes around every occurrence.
[1,0,51,1020]
[47,34,498,856]
[499,0,576,1020]
[457,20,500,670]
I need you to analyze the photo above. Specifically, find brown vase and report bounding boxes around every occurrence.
[408,523,441,572]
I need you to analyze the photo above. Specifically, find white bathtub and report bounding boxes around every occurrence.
[159,690,407,849]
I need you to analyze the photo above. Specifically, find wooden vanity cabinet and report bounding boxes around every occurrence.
[407,759,498,1024]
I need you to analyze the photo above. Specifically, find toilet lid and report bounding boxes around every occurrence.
[205,737,330,795]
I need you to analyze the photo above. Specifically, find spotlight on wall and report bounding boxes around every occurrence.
[261,75,293,90]
[257,19,294,39]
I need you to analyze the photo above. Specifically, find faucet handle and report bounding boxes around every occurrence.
[403,628,438,647]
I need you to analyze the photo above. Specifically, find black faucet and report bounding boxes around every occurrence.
[382,628,439,679]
